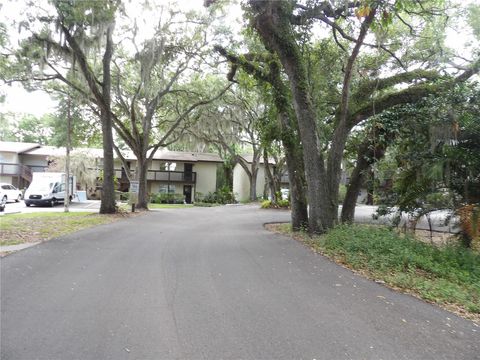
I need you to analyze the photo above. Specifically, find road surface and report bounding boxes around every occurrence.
[1,205,478,359]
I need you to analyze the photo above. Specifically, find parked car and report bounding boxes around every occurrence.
[0,195,5,212]
[0,183,23,203]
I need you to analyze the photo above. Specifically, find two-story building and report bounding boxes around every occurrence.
[0,141,222,203]
[117,149,222,203]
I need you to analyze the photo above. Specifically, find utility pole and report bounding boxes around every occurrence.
[64,96,72,213]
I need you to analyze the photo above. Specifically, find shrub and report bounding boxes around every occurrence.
[261,199,290,209]
[277,199,290,208]
[151,193,184,204]
[200,187,235,204]
[261,200,271,208]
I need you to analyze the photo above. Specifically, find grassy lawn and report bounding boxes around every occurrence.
[0,212,122,248]
[269,223,480,321]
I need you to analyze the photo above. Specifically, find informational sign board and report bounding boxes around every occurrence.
[130,181,139,194]
[129,181,139,205]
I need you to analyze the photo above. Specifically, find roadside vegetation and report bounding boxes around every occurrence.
[261,199,290,209]
[148,203,194,209]
[269,223,480,321]
[0,212,124,249]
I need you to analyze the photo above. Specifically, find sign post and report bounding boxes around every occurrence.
[129,181,139,212]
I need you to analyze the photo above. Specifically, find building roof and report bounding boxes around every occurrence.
[0,141,40,154]
[240,154,276,165]
[23,146,104,158]
[122,149,223,163]
[1,141,222,163]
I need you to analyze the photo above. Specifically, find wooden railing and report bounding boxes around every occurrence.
[0,163,33,182]
[115,169,197,183]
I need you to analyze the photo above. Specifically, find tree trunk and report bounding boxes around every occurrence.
[341,139,387,223]
[341,161,367,224]
[277,112,308,231]
[99,22,116,214]
[251,0,326,233]
[250,166,258,201]
[64,97,71,213]
[285,150,308,231]
[99,109,117,214]
[325,9,376,229]
[136,155,150,210]
[263,150,278,203]
[224,165,233,190]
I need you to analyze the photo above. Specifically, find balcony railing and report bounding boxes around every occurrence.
[0,162,33,182]
[115,169,196,183]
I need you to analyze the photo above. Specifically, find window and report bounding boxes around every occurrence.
[158,185,175,194]
[165,162,176,171]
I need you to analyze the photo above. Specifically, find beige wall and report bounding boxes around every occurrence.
[0,152,19,163]
[233,163,250,202]
[0,175,14,184]
[146,162,218,201]
[194,162,217,196]
[233,163,268,202]
[20,154,48,168]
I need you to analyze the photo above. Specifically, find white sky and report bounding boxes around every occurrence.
[0,0,240,117]
[0,0,477,118]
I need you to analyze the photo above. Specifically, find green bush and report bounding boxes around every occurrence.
[261,200,271,208]
[277,199,290,208]
[151,193,184,204]
[200,186,235,204]
[261,199,290,209]
[195,192,204,202]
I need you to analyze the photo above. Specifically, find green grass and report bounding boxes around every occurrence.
[148,203,194,209]
[0,212,120,248]
[274,223,480,318]
[193,202,221,207]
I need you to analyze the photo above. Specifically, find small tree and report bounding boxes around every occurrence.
[48,151,100,195]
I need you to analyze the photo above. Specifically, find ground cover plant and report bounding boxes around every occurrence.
[268,223,480,321]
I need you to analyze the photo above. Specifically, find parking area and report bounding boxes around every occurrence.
[1,199,101,214]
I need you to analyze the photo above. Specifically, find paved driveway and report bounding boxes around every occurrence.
[1,205,478,359]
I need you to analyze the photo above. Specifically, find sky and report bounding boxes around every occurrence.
[0,0,477,118]
[0,0,238,117]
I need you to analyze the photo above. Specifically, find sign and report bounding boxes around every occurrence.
[130,181,139,194]
[129,181,139,206]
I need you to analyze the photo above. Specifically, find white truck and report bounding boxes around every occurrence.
[24,172,77,207]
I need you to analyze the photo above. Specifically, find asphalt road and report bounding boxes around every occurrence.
[1,205,478,359]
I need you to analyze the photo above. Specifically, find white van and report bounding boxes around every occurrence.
[24,172,76,207]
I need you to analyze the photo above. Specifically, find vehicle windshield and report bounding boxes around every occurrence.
[28,182,54,193]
